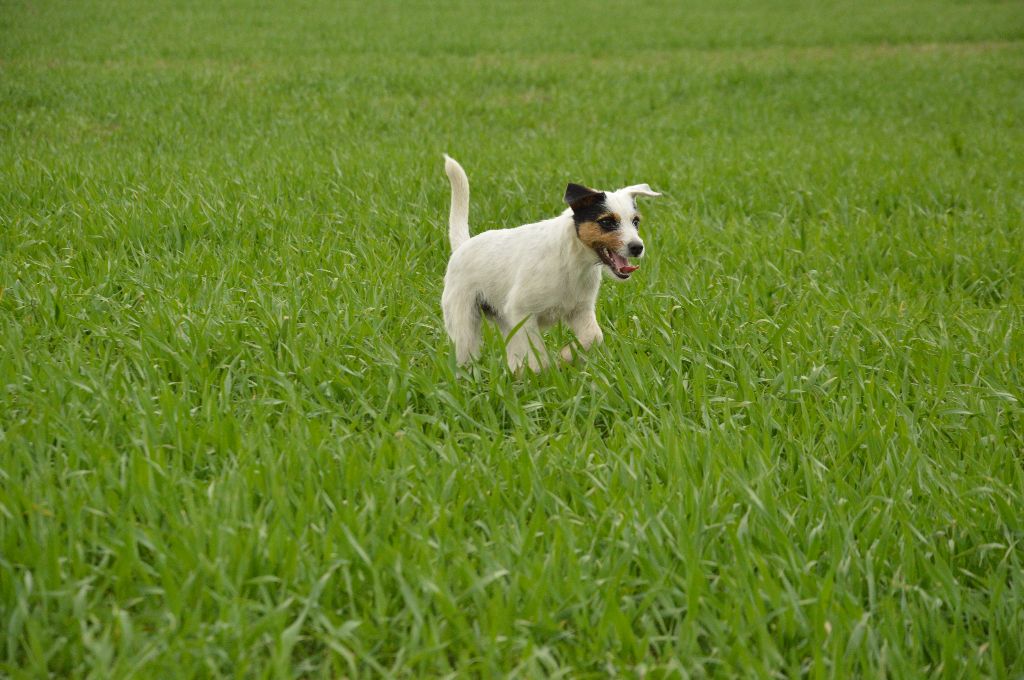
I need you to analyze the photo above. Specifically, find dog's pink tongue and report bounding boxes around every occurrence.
[612,252,639,274]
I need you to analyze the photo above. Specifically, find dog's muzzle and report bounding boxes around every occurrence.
[596,246,639,280]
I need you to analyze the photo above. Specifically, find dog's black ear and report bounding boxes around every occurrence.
[564,183,604,211]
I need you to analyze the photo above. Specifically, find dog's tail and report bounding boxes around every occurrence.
[443,154,470,252]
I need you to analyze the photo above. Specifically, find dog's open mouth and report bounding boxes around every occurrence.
[596,247,639,280]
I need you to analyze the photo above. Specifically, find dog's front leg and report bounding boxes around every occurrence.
[560,310,604,363]
[504,316,549,373]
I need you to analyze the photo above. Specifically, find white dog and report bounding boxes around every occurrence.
[441,155,660,372]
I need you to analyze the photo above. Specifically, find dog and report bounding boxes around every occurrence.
[441,154,660,372]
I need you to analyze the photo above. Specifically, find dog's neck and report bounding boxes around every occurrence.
[555,211,603,280]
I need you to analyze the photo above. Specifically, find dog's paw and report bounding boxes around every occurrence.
[559,344,576,364]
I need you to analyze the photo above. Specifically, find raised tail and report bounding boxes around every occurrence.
[443,154,470,252]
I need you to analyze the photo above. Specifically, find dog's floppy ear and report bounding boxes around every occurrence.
[621,183,662,199]
[564,183,604,211]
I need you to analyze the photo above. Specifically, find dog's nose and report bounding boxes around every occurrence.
[628,242,644,257]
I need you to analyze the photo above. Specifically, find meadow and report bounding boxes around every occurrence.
[2,0,1024,676]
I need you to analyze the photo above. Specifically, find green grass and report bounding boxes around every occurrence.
[2,0,1024,676]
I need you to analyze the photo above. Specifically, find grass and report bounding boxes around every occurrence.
[2,0,1024,676]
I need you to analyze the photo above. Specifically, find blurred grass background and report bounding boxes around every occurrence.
[2,0,1023,676]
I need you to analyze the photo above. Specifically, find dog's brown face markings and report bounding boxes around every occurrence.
[564,184,622,253]
[576,214,624,253]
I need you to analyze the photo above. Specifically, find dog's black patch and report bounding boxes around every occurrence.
[564,183,602,207]
[477,293,499,320]
[563,183,608,231]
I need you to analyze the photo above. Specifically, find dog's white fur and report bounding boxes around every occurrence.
[441,155,660,372]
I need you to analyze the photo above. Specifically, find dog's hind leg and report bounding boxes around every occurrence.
[502,315,549,373]
[442,290,482,365]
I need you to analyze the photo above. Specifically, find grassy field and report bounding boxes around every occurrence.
[2,0,1024,676]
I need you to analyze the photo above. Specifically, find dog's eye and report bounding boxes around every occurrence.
[632,216,641,227]
[598,217,617,230]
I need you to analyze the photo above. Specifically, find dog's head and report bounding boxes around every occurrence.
[564,182,661,280]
